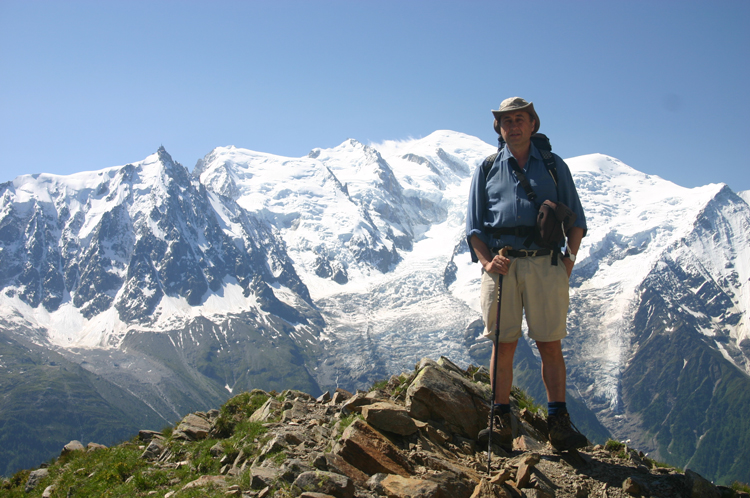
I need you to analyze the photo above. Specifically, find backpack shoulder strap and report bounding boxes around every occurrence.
[483,134,559,186]
[531,133,558,186]
[481,152,499,182]
[507,157,538,202]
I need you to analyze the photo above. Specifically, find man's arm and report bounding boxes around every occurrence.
[562,226,584,278]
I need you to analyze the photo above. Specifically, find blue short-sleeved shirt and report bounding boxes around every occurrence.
[466,142,587,262]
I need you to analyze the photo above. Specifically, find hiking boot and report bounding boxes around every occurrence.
[477,411,513,448]
[547,411,588,451]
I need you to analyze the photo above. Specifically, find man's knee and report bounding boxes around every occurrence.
[536,340,564,361]
[494,340,519,362]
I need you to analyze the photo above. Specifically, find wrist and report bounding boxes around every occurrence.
[564,242,577,263]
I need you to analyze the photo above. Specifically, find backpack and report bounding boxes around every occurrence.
[481,133,558,187]
[481,133,576,257]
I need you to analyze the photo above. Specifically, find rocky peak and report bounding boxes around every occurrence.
[8,357,738,498]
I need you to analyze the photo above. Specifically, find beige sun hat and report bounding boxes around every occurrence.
[491,97,540,134]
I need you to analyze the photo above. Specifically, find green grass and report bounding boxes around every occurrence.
[370,379,388,391]
[644,457,679,470]
[212,391,270,438]
[340,413,360,430]
[604,439,625,452]
[0,436,245,497]
[0,388,287,497]
[511,386,546,415]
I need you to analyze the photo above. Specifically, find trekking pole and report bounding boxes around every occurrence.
[488,247,509,475]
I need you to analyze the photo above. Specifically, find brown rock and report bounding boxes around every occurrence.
[519,409,548,438]
[180,475,227,491]
[361,402,418,436]
[293,470,354,498]
[209,441,224,457]
[367,473,445,498]
[573,483,589,497]
[283,399,310,422]
[437,356,465,375]
[333,388,353,403]
[426,470,476,498]
[622,477,641,496]
[470,478,495,498]
[490,469,513,485]
[513,434,547,453]
[685,469,720,498]
[341,393,374,413]
[516,462,534,489]
[521,489,554,498]
[175,413,211,440]
[514,452,542,467]
[415,420,451,446]
[140,438,165,460]
[60,440,85,457]
[333,419,413,477]
[249,397,282,422]
[514,452,541,489]
[249,465,281,489]
[405,359,490,440]
[529,473,556,497]
[366,390,388,401]
[324,453,370,487]
[473,367,491,384]
[86,442,107,452]
[24,468,49,493]
[138,430,162,442]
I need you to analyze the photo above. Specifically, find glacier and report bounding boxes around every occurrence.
[1,130,749,479]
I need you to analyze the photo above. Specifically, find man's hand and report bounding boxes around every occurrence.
[484,254,511,275]
[562,256,574,278]
[470,235,510,275]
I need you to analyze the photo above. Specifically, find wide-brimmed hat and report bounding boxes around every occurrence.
[491,97,540,134]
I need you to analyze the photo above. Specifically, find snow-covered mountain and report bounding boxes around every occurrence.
[1,131,749,483]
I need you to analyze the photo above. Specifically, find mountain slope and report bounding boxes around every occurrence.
[0,326,165,477]
[1,132,749,483]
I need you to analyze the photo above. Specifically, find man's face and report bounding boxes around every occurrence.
[498,111,535,148]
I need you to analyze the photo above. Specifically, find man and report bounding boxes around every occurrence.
[466,97,588,451]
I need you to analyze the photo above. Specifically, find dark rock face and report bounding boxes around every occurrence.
[0,148,314,325]
[115,253,163,323]
[74,205,131,317]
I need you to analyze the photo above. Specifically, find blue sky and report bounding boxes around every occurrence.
[1,0,749,193]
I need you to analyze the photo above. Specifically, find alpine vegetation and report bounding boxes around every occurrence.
[0,131,749,485]
[2,358,737,498]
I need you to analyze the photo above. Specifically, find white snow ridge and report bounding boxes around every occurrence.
[1,130,749,428]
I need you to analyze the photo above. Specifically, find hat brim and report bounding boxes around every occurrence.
[491,103,541,135]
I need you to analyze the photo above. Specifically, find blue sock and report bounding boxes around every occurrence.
[493,403,511,415]
[548,401,567,417]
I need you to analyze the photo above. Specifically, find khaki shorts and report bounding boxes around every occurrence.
[480,254,569,343]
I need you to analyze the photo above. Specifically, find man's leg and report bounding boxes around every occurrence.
[535,339,566,402]
[478,339,519,447]
[491,339,518,404]
[536,339,588,450]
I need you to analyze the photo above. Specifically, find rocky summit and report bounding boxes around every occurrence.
[5,357,743,498]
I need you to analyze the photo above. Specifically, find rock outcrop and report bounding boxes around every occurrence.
[7,357,742,498]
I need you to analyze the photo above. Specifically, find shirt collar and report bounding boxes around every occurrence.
[498,141,542,163]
